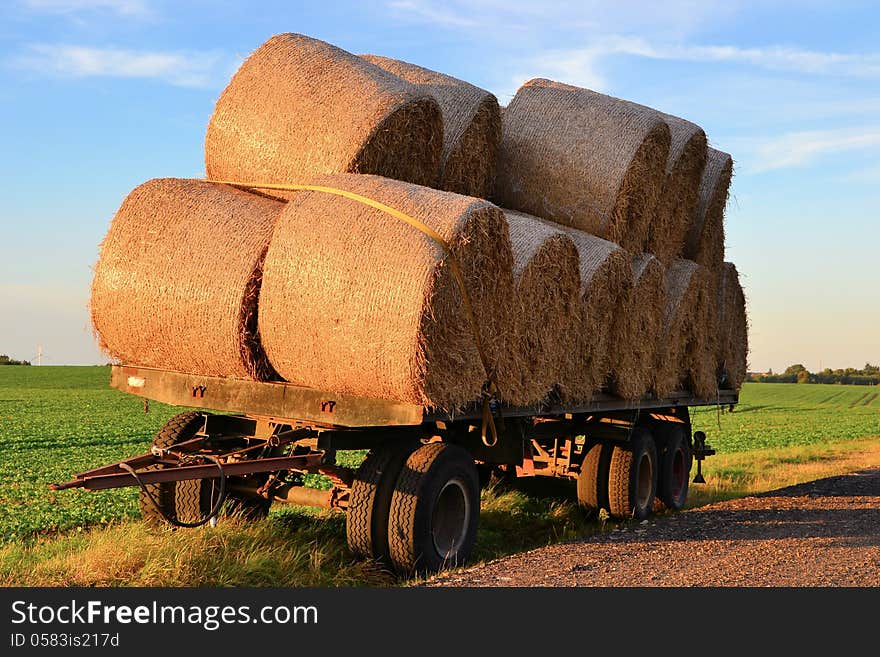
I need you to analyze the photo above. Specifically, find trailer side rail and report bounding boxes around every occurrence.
[110,365,738,428]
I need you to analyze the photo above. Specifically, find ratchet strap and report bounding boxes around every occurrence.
[206,179,504,446]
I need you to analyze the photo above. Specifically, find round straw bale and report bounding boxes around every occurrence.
[683,148,732,274]
[362,55,502,199]
[717,262,748,389]
[546,222,632,402]
[498,210,581,406]
[205,34,444,200]
[494,79,671,252]
[606,254,667,400]
[90,178,284,379]
[259,173,515,411]
[647,115,707,264]
[654,259,717,398]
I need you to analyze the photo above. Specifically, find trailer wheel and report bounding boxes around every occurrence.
[576,441,611,513]
[346,441,417,561]
[657,427,691,511]
[139,412,206,525]
[607,428,657,520]
[387,443,480,574]
[140,412,270,525]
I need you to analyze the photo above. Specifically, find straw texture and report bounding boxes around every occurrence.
[494,79,671,252]
[259,173,515,410]
[606,254,667,399]
[648,114,707,264]
[654,259,717,398]
[499,210,580,406]
[90,178,284,379]
[683,147,732,275]
[362,55,502,199]
[717,262,748,389]
[550,222,632,401]
[205,34,444,199]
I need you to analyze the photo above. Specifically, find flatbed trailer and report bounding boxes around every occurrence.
[53,365,735,574]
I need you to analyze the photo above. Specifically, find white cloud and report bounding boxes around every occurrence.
[527,36,880,86]
[735,128,880,172]
[387,0,479,28]
[386,1,738,41]
[23,0,149,17]
[12,44,226,88]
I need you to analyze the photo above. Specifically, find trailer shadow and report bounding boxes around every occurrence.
[591,468,880,549]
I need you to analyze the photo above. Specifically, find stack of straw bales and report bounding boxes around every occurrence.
[653,259,718,399]
[606,254,667,400]
[90,178,283,380]
[91,32,748,414]
[205,34,444,198]
[494,78,671,252]
[258,174,514,410]
[499,211,580,406]
[647,115,707,264]
[717,262,748,389]
[683,148,733,275]
[362,55,502,199]
[556,225,632,401]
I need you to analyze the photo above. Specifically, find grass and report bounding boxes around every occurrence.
[0,366,878,586]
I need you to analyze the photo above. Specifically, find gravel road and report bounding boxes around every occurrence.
[428,468,880,587]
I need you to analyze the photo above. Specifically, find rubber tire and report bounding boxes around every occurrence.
[387,443,480,575]
[657,426,692,511]
[346,441,418,561]
[140,412,271,526]
[607,429,658,520]
[576,441,611,513]
[139,412,206,525]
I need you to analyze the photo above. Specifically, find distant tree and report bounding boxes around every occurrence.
[0,354,31,366]
[796,370,810,384]
[784,364,807,376]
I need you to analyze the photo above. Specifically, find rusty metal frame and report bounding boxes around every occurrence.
[52,454,325,491]
[110,365,739,429]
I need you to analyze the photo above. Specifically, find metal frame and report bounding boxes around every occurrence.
[111,365,738,429]
[50,366,736,504]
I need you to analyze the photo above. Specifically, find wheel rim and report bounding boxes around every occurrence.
[431,479,471,559]
[670,447,686,500]
[636,453,653,509]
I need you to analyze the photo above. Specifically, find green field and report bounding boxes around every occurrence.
[1,365,878,582]
[690,379,880,452]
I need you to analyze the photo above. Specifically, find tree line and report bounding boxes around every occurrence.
[749,363,880,385]
[0,354,31,366]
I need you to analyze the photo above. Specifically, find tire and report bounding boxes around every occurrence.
[387,443,480,574]
[607,428,658,520]
[140,412,270,526]
[139,412,207,525]
[576,441,611,513]
[656,426,691,510]
[346,441,418,561]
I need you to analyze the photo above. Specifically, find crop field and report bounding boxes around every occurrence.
[690,379,880,452]
[0,366,878,586]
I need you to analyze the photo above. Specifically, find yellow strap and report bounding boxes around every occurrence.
[206,179,502,445]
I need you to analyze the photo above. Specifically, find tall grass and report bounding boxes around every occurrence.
[2,437,878,587]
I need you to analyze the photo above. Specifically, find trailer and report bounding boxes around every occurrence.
[52,364,732,574]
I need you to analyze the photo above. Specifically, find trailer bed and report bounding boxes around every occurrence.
[111,365,739,428]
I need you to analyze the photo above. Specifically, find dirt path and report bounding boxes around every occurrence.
[428,468,880,587]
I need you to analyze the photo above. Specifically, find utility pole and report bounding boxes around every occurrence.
[37,344,42,366]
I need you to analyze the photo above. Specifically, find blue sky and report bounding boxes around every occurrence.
[1,0,878,372]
